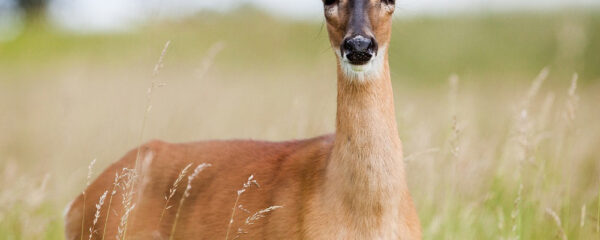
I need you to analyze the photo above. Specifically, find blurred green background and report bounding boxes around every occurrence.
[2,8,599,85]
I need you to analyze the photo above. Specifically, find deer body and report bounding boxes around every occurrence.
[65,0,421,239]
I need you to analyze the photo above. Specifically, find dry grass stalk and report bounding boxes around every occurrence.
[88,190,107,240]
[159,163,193,226]
[101,172,120,240]
[134,40,171,172]
[545,207,568,240]
[497,207,505,231]
[169,163,211,240]
[118,149,153,239]
[197,41,226,80]
[234,206,283,239]
[153,40,171,77]
[225,175,260,240]
[120,40,171,239]
[403,148,440,162]
[448,74,459,116]
[538,92,556,131]
[134,151,155,209]
[563,73,579,124]
[86,159,97,189]
[508,68,549,171]
[510,184,523,240]
[553,73,580,163]
[448,74,461,159]
[113,150,152,240]
[524,67,549,108]
[517,67,549,135]
[450,116,462,159]
[81,159,97,240]
[29,174,50,208]
[116,168,137,240]
[580,204,586,228]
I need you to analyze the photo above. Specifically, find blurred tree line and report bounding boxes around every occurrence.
[17,0,46,15]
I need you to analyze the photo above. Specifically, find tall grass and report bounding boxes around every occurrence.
[80,159,96,240]
[101,172,120,240]
[169,163,210,240]
[224,175,282,240]
[225,175,260,240]
[159,163,193,227]
[88,191,107,240]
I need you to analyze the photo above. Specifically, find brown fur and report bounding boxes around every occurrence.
[65,1,421,239]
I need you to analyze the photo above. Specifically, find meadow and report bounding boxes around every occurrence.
[0,8,599,239]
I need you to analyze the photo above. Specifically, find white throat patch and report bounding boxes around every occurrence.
[336,44,387,83]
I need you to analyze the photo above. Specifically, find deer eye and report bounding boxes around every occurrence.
[324,0,337,6]
[382,0,395,4]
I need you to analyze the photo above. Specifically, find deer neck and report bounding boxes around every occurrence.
[325,50,407,229]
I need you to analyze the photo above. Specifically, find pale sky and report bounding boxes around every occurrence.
[1,0,599,34]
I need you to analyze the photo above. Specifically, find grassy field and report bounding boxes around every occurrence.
[0,8,599,239]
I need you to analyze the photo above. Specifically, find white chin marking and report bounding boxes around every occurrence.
[350,63,371,72]
[336,45,387,83]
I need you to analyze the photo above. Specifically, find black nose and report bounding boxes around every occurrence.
[342,36,377,65]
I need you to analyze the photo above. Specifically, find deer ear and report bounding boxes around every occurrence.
[324,0,337,6]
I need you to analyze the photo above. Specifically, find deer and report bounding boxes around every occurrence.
[64,0,421,239]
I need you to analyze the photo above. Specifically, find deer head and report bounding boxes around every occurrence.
[322,0,395,81]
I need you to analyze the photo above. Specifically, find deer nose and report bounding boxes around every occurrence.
[342,35,377,65]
